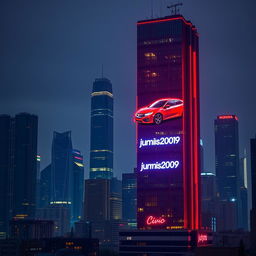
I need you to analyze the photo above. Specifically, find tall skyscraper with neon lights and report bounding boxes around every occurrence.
[90,78,113,179]
[136,15,200,230]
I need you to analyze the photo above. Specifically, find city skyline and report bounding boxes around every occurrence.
[1,0,256,178]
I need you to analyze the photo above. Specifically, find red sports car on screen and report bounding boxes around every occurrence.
[135,98,183,125]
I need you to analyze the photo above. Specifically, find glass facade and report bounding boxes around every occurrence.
[136,15,200,230]
[90,78,113,179]
[51,131,73,204]
[215,115,239,202]
[122,173,137,228]
[71,150,84,224]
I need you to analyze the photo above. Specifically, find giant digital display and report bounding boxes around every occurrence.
[136,16,200,230]
[136,19,184,230]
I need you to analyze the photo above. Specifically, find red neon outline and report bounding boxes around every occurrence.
[137,16,193,27]
[218,115,238,120]
[181,30,187,229]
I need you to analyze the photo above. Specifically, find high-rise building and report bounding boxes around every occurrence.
[71,150,84,224]
[51,131,73,205]
[250,137,256,248]
[215,115,239,231]
[238,151,248,230]
[136,14,200,230]
[120,14,213,255]
[0,115,12,236]
[0,113,38,236]
[122,172,137,228]
[201,172,217,231]
[90,78,113,179]
[39,164,51,208]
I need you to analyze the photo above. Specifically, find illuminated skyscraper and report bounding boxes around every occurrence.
[120,15,212,255]
[136,15,200,230]
[90,78,113,179]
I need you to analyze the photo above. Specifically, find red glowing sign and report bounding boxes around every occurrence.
[218,115,238,121]
[146,216,166,225]
[197,234,208,243]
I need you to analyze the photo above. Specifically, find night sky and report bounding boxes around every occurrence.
[1,0,256,179]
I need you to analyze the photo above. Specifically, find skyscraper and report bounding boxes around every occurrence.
[0,113,38,236]
[39,164,51,208]
[90,78,113,179]
[250,137,256,248]
[71,150,84,224]
[238,151,248,230]
[214,115,239,230]
[0,115,12,236]
[136,14,200,230]
[12,113,38,219]
[122,172,137,228]
[51,131,73,205]
[120,14,211,255]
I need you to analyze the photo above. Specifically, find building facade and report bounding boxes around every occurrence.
[136,15,200,230]
[90,78,113,179]
[122,172,137,228]
[214,115,239,231]
[0,113,38,237]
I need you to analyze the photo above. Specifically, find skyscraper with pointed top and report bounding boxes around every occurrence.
[90,78,113,179]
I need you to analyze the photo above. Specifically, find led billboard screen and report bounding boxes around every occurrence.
[136,19,185,229]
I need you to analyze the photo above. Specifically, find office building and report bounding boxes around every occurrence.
[250,136,256,248]
[122,172,137,228]
[0,113,38,238]
[37,204,71,237]
[136,14,200,230]
[90,78,113,179]
[71,150,84,225]
[51,131,73,205]
[201,172,217,231]
[39,164,51,208]
[215,115,239,231]
[10,219,54,240]
[0,115,12,236]
[238,152,248,230]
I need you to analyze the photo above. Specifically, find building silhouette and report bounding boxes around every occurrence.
[71,150,84,225]
[214,115,239,231]
[0,113,38,237]
[51,131,73,205]
[90,78,113,179]
[39,164,51,208]
[122,172,137,228]
[250,136,256,249]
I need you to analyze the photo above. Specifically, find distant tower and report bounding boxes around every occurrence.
[90,78,113,179]
[51,131,73,205]
[250,137,256,248]
[71,150,84,224]
[215,115,239,230]
[0,113,38,238]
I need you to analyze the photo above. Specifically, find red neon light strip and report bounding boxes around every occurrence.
[189,44,194,229]
[193,50,199,229]
[137,16,193,27]
[181,35,187,229]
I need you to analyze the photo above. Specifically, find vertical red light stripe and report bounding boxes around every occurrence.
[189,44,194,229]
[182,30,187,229]
[193,49,199,229]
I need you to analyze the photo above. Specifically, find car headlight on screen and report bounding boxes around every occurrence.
[144,112,153,116]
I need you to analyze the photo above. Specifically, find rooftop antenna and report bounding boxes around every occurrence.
[167,2,183,15]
